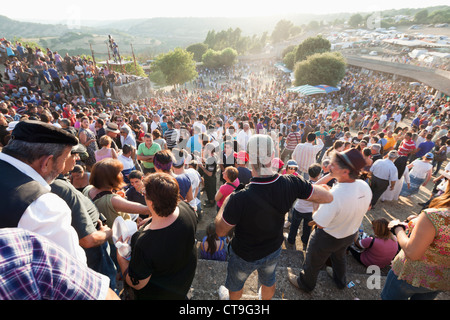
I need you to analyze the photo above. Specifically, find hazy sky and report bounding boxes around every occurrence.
[3,0,449,22]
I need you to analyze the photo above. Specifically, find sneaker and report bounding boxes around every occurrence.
[287,268,311,293]
[204,201,215,208]
[218,285,229,300]
[283,233,295,250]
[326,266,333,279]
[284,220,291,229]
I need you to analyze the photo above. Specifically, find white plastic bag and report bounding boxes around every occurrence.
[112,216,137,260]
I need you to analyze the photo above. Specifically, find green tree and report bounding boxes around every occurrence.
[281,44,297,59]
[219,47,238,67]
[283,51,296,71]
[428,8,450,24]
[348,13,364,28]
[294,35,331,63]
[186,42,208,62]
[202,49,221,68]
[202,47,237,68]
[271,19,294,43]
[152,48,198,87]
[414,9,429,23]
[306,20,320,30]
[293,51,346,87]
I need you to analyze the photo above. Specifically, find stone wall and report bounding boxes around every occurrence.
[112,78,152,104]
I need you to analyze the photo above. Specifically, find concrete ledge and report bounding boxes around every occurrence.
[113,78,152,103]
[344,55,450,96]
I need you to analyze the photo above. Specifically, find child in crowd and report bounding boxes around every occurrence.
[215,166,240,211]
[199,223,228,261]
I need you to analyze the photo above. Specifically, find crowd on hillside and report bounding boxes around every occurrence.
[0,36,449,301]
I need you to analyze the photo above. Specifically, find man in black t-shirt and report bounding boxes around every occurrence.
[215,134,333,300]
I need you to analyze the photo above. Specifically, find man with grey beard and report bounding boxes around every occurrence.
[0,120,87,265]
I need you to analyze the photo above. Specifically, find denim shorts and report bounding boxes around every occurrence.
[225,246,281,292]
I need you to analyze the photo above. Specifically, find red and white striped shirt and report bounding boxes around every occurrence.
[398,139,416,157]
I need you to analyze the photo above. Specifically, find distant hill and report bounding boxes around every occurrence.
[1,5,449,60]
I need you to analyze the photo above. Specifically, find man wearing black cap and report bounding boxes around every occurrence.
[0,120,87,264]
[288,148,372,293]
[50,142,117,289]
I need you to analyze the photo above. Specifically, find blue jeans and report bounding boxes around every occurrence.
[381,269,441,300]
[85,242,117,290]
[287,209,312,246]
[225,246,281,292]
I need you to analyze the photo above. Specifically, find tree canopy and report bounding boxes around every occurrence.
[293,51,346,87]
[294,35,331,63]
[186,43,208,62]
[202,47,238,69]
[151,48,198,87]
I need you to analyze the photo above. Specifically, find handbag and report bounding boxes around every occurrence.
[434,149,447,162]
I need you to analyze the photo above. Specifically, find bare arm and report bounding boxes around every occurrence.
[391,213,436,261]
[306,184,333,204]
[116,251,151,290]
[111,196,151,216]
[214,196,233,238]
[79,220,112,249]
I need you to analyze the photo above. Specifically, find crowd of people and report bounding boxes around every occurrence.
[0,36,449,301]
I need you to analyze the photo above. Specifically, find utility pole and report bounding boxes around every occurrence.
[90,43,97,75]
[131,43,137,72]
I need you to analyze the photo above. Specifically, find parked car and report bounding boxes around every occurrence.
[369,51,378,56]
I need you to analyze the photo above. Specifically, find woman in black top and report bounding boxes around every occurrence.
[117,172,198,300]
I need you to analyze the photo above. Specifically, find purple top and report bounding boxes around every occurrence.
[0,228,109,300]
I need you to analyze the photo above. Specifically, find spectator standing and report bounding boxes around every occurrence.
[281,124,302,162]
[382,189,450,300]
[198,142,218,208]
[288,148,372,293]
[285,163,322,251]
[215,166,240,211]
[116,173,198,300]
[0,120,87,264]
[50,143,117,290]
[397,132,416,158]
[215,134,333,300]
[369,150,399,209]
[400,153,433,198]
[292,132,324,180]
[137,133,161,175]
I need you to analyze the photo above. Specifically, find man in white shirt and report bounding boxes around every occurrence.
[369,150,399,208]
[394,110,402,125]
[150,114,161,133]
[237,122,252,151]
[378,111,388,127]
[0,120,87,265]
[193,114,207,133]
[292,132,324,179]
[288,148,372,293]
